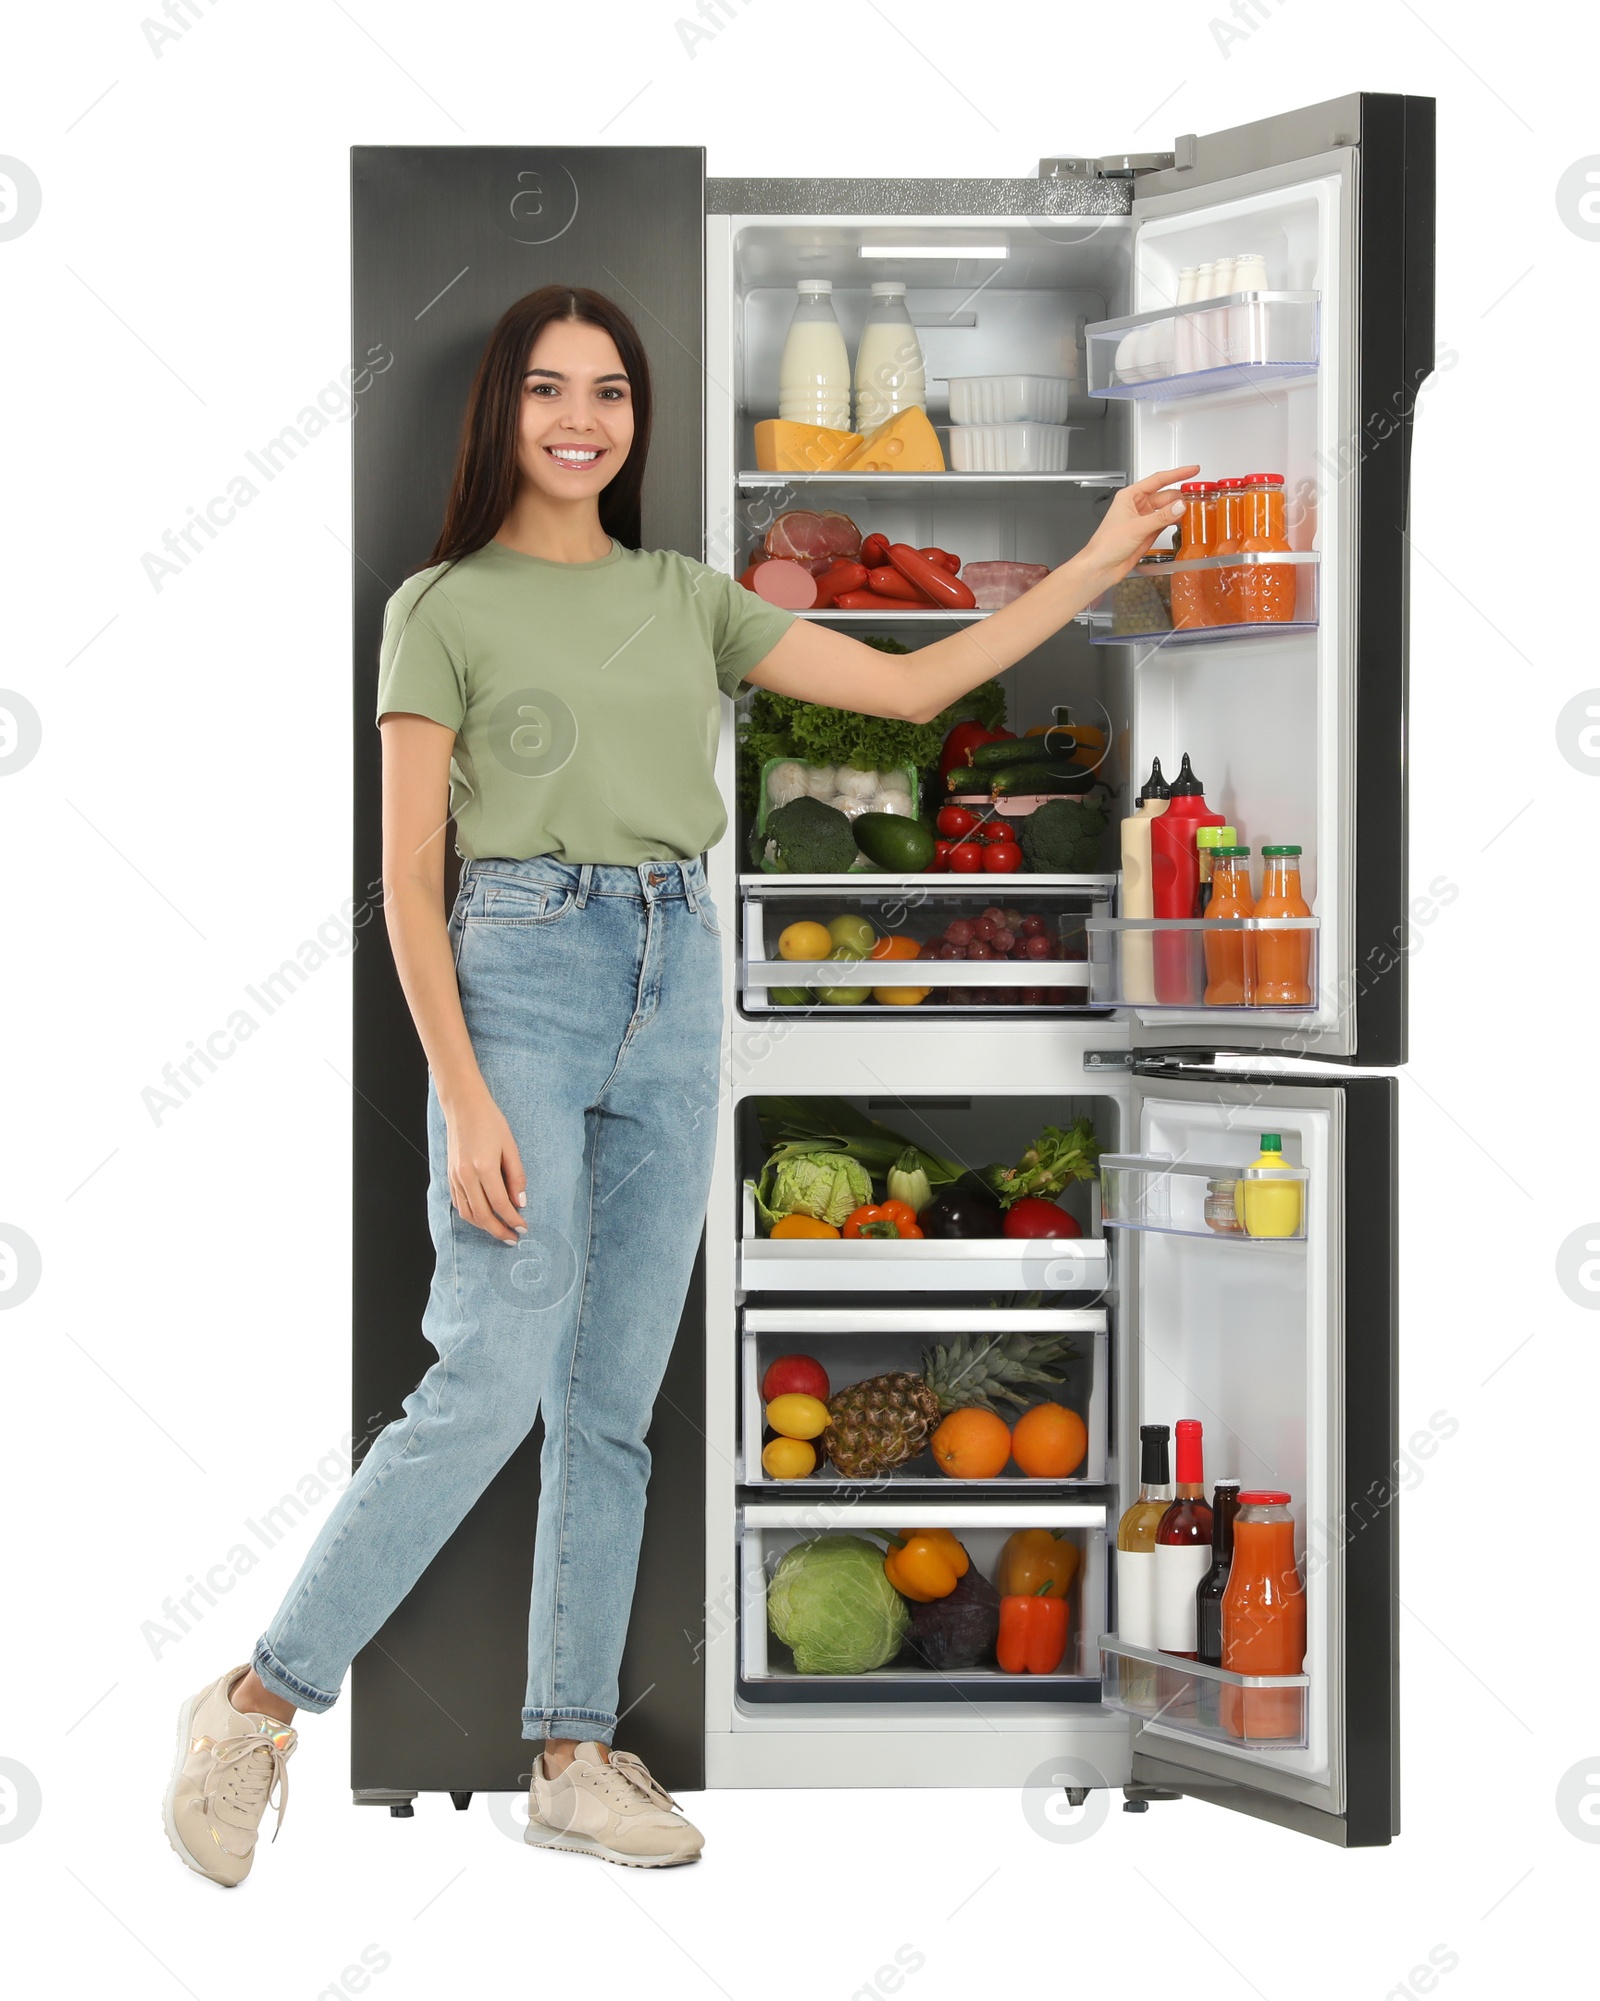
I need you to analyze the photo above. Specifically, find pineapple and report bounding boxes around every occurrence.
[820,1323,1078,1480]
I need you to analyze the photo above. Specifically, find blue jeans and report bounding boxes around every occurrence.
[253,856,724,1744]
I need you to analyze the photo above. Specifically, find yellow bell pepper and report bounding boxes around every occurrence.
[882,1527,970,1602]
[996,1527,1081,1599]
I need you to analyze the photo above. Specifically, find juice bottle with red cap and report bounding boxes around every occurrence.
[1221,1491,1306,1740]
[1236,472,1296,623]
[1209,478,1247,625]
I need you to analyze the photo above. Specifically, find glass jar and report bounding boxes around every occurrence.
[1235,473,1296,623]
[1203,1178,1244,1234]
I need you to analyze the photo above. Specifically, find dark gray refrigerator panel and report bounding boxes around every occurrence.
[349,145,708,1803]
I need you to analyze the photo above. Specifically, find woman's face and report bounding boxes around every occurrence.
[514,317,634,504]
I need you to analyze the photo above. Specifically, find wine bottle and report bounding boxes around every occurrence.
[1196,1481,1243,1667]
[1116,1424,1172,1650]
[1154,1419,1214,1658]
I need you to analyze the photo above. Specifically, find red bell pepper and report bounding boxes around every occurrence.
[996,1581,1070,1674]
[939,720,1013,780]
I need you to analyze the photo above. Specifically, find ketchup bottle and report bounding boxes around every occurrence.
[1150,753,1226,1004]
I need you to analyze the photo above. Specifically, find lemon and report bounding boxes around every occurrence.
[762,1436,817,1480]
[766,1392,830,1440]
[778,921,832,962]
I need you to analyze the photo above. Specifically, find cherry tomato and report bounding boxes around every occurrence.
[937,805,979,838]
[982,842,1024,874]
[931,839,954,872]
[979,822,1017,843]
[948,842,985,874]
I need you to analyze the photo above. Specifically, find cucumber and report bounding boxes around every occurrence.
[991,760,1095,796]
[851,812,937,872]
[966,728,1078,771]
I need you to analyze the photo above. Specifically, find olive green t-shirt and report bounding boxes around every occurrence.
[375,539,797,864]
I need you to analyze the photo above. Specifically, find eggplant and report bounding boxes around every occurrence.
[905,1568,1001,1670]
[919,1182,1004,1240]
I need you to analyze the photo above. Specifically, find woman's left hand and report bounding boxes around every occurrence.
[1082,465,1200,581]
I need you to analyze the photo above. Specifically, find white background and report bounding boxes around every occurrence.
[2,2,1597,1995]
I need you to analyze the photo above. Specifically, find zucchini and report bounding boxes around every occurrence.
[852,812,937,872]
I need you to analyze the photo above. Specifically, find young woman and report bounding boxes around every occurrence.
[163,282,1194,1882]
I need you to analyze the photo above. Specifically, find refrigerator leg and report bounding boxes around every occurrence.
[1122,1786,1182,1812]
[450,1792,473,1812]
[352,1789,418,1814]
[1064,1787,1092,1808]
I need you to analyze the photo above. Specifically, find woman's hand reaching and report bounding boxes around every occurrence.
[445,1085,528,1245]
[1080,464,1200,583]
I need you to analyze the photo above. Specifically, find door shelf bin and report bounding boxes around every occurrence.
[740,875,1115,1013]
[739,1185,1110,1295]
[741,1308,1108,1487]
[1098,1636,1309,1750]
[740,1503,1107,1701]
[1099,1154,1307,1244]
[1091,551,1320,647]
[1085,915,1319,1013]
[1084,291,1320,401]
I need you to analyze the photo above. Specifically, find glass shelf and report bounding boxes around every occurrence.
[1085,291,1320,402]
[1085,915,1319,1012]
[1092,551,1320,648]
[1099,1636,1309,1749]
[1099,1153,1307,1243]
[737,471,1127,491]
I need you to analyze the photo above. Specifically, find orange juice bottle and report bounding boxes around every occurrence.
[1202,846,1255,1006]
[1209,478,1246,625]
[1253,844,1313,1006]
[1236,473,1296,623]
[1221,1491,1306,1741]
[1170,481,1214,629]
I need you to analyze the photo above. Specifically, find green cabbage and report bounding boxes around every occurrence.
[767,1535,911,1674]
[758,1148,873,1229]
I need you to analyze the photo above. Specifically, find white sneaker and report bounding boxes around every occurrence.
[163,1665,296,1887]
[525,1743,703,1868]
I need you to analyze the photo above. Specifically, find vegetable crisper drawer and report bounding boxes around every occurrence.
[739,874,1116,1014]
[740,1503,1107,1703]
[738,1184,1111,1296]
[741,1306,1108,1489]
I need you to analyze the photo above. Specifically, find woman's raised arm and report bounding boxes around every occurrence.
[741,464,1198,725]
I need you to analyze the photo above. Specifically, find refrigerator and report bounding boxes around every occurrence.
[349,92,1432,1850]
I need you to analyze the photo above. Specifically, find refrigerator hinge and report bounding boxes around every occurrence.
[1129,1048,1224,1076]
[1039,149,1180,183]
[1084,1049,1134,1072]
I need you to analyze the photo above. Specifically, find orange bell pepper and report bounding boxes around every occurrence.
[996,1527,1081,1599]
[996,1580,1070,1674]
[769,1214,840,1239]
[882,1528,970,1602]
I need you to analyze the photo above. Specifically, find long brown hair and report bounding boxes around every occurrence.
[421,285,653,574]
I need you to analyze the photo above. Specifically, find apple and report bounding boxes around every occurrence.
[761,1353,830,1401]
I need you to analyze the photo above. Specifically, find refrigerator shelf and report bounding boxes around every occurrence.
[741,1506,1107,1702]
[739,1185,1109,1295]
[1085,915,1320,1013]
[1098,1636,1309,1750]
[1092,550,1321,648]
[1100,1153,1307,1244]
[737,470,1126,491]
[738,873,1116,893]
[1085,291,1320,402]
[741,1311,1108,1487]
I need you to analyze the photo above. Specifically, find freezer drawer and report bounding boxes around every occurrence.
[739,1502,1107,1702]
[738,1182,1110,1295]
[741,1306,1108,1488]
[740,874,1114,1013]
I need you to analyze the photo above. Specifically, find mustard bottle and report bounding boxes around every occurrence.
[1239,1133,1304,1239]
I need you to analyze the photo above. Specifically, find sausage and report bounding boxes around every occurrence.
[887,543,978,611]
[865,565,930,603]
[831,589,917,611]
[812,559,869,606]
[751,558,819,610]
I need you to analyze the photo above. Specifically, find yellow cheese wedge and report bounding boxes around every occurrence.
[837,406,945,473]
[753,420,863,473]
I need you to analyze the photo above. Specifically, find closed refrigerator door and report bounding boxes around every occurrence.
[350,147,708,1799]
[1088,94,1433,1064]
[1099,1066,1397,1847]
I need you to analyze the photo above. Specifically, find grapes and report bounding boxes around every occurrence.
[945,919,975,947]
[992,928,1016,954]
[1024,934,1053,960]
[1020,914,1046,938]
[973,916,999,943]
[1003,907,1024,929]
[980,906,1004,925]
[920,906,1059,1002]
[966,940,994,960]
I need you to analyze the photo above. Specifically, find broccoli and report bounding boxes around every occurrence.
[762,796,859,874]
[1020,798,1110,875]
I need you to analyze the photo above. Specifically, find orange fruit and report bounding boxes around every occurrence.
[869,934,923,961]
[1010,1402,1088,1479]
[930,1407,1013,1479]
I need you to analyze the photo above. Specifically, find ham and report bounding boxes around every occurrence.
[764,510,862,577]
[961,560,1051,610]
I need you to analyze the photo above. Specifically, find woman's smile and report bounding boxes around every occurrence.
[543,442,606,470]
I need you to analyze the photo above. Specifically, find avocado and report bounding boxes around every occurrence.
[852,813,937,873]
